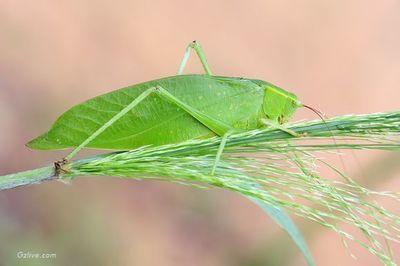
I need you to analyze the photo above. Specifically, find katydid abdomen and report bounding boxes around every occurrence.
[27,74,301,150]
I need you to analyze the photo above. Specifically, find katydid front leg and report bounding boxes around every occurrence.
[261,119,304,137]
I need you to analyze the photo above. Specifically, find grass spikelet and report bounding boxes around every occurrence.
[64,111,400,265]
[1,111,400,264]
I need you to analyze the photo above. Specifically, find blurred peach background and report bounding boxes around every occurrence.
[0,1,399,265]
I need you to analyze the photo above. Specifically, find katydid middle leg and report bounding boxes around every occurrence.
[177,41,213,75]
[211,132,231,176]
[210,118,306,175]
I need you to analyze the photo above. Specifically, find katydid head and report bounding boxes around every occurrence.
[255,80,326,125]
[259,82,302,124]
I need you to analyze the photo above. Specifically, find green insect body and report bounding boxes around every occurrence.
[24,42,316,265]
[27,75,301,150]
[27,40,304,168]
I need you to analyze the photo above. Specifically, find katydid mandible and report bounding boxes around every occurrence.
[27,41,311,174]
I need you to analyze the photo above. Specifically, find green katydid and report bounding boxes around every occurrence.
[26,41,317,265]
[27,41,316,174]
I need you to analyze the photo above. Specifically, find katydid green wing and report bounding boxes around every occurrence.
[27,75,265,150]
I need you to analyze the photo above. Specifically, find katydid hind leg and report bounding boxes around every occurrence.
[64,87,157,161]
[177,43,192,75]
[155,86,233,136]
[211,132,230,176]
[177,41,213,75]
[64,85,232,161]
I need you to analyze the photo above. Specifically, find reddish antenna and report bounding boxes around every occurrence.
[302,103,350,175]
[303,104,327,120]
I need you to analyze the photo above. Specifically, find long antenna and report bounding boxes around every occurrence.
[303,104,327,120]
[302,103,350,177]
